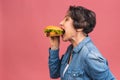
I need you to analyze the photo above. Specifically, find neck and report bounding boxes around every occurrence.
[70,33,87,48]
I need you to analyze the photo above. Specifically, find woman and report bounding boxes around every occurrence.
[48,6,115,80]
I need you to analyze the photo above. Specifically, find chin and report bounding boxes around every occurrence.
[61,37,68,42]
[62,38,66,42]
[62,39,68,42]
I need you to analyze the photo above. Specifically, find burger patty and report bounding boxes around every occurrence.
[44,29,64,34]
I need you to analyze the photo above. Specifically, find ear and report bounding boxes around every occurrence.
[76,28,83,32]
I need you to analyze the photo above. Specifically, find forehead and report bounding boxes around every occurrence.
[64,13,71,19]
[65,11,71,17]
[63,15,73,22]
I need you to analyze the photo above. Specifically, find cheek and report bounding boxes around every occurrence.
[68,27,76,34]
[66,30,76,38]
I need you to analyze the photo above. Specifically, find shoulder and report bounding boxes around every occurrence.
[80,41,107,65]
[81,39,103,58]
[84,45,108,72]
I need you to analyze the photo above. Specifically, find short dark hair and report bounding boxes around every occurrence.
[68,6,96,34]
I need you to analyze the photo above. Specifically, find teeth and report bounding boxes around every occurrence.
[62,30,65,34]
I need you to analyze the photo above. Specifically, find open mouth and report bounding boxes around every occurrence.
[60,27,65,36]
[61,29,65,38]
[62,29,65,34]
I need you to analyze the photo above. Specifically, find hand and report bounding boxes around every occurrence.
[49,36,60,50]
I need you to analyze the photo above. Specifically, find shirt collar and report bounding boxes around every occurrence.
[73,36,91,53]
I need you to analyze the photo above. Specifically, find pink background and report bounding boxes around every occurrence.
[0,0,120,80]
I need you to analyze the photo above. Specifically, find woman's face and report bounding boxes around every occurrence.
[59,15,76,42]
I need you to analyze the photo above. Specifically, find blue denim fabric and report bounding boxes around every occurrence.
[48,37,116,80]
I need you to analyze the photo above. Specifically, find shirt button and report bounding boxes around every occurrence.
[73,74,76,76]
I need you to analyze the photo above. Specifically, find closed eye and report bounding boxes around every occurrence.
[65,17,69,22]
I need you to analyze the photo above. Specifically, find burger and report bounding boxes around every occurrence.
[44,25,64,37]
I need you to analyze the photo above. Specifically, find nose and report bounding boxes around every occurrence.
[59,19,64,28]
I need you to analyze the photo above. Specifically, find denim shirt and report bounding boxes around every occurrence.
[48,37,116,80]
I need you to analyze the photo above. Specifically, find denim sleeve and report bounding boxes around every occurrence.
[48,48,60,79]
[85,53,116,80]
